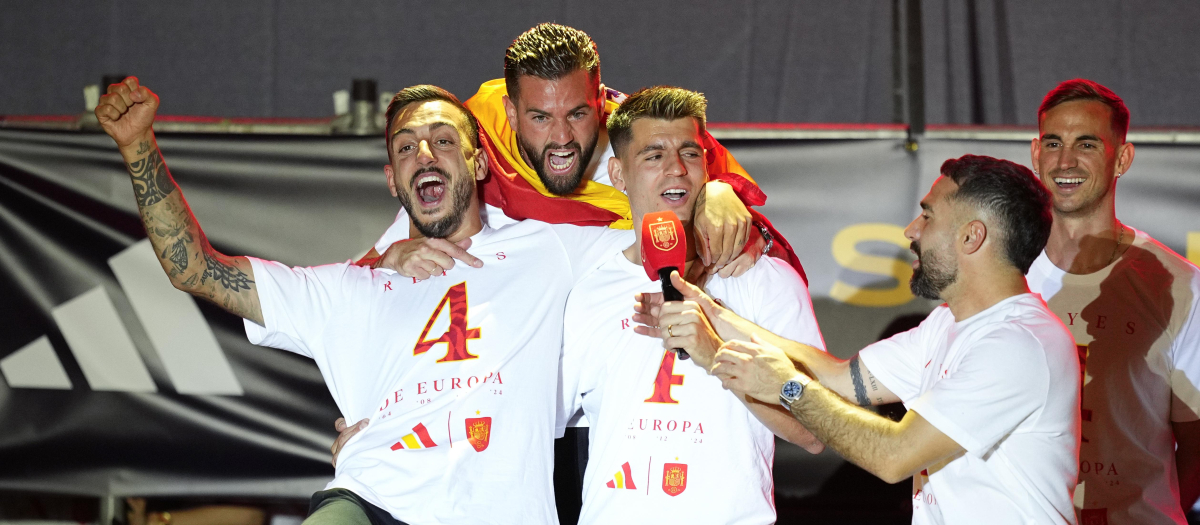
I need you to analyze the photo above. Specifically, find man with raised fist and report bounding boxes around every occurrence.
[97,77,629,525]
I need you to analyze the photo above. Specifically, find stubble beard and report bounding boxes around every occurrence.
[518,133,598,196]
[909,241,958,300]
[396,167,477,239]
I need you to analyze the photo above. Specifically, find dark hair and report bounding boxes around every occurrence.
[940,154,1053,274]
[1038,79,1130,141]
[607,86,707,158]
[504,23,600,100]
[384,85,479,151]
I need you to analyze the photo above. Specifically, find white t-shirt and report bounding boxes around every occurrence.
[1027,228,1200,525]
[374,143,616,253]
[559,252,824,525]
[859,294,1080,525]
[245,220,630,525]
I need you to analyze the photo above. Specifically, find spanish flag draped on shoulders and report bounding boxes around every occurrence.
[467,79,806,282]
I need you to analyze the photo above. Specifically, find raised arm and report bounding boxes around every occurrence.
[96,77,262,324]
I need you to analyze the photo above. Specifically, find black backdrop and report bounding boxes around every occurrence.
[4,0,1200,126]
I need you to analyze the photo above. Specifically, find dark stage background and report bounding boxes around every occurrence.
[3,0,1200,126]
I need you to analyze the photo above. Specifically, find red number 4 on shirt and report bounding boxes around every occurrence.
[413,282,481,362]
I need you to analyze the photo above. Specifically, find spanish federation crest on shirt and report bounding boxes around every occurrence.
[466,416,492,452]
[649,218,678,252]
[662,463,688,496]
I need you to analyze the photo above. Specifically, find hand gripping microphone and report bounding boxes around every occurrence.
[640,210,689,359]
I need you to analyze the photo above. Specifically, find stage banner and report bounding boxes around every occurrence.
[1,129,1198,498]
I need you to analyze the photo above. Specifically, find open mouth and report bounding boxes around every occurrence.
[414,172,447,207]
[545,149,577,175]
[661,188,688,203]
[1052,174,1085,191]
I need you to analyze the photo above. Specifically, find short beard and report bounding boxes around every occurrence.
[518,134,598,196]
[396,167,477,239]
[909,242,957,300]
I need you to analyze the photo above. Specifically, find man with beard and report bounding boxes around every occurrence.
[363,23,805,282]
[1024,79,1200,524]
[96,77,630,524]
[645,155,1081,524]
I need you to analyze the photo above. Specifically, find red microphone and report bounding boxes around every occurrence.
[641,211,689,359]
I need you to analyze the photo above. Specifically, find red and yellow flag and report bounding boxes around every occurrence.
[466,79,806,281]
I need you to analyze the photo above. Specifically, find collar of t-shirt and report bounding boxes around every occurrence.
[953,292,1038,328]
[1028,227,1150,287]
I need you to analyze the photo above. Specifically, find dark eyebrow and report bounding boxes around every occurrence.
[567,103,591,114]
[636,143,666,156]
[1040,133,1062,142]
[392,121,456,139]
[681,140,702,150]
[1076,134,1102,143]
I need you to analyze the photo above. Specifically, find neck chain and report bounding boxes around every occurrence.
[1106,222,1125,267]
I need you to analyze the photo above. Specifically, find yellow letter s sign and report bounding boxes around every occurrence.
[830,223,914,307]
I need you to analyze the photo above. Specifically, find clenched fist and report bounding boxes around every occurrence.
[95,76,160,149]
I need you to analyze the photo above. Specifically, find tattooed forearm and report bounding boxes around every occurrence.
[850,356,871,406]
[119,137,262,324]
[126,145,175,207]
[162,235,191,276]
[201,252,254,292]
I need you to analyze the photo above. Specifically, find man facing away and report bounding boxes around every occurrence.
[96,78,630,524]
[1026,78,1200,524]
[647,155,1081,524]
[557,86,825,524]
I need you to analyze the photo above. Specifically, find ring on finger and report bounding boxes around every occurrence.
[667,324,675,337]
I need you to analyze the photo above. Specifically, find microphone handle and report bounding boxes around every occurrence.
[657,267,689,360]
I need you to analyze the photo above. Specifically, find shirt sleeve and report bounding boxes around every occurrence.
[738,257,824,350]
[1169,277,1200,422]
[557,316,605,437]
[857,307,949,404]
[549,223,635,284]
[907,324,1051,456]
[242,257,358,359]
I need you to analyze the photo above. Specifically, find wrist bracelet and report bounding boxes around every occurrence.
[754,222,774,256]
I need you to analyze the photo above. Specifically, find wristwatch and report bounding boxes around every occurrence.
[779,374,809,411]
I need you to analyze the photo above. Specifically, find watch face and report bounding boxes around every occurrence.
[782,381,802,399]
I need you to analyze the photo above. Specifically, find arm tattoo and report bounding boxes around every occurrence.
[850,356,871,406]
[163,235,191,276]
[201,252,254,292]
[126,146,175,207]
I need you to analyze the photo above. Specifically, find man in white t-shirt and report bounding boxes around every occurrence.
[1025,79,1200,524]
[557,86,825,524]
[96,79,628,524]
[670,155,1080,524]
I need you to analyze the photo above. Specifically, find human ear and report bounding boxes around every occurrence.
[961,220,987,256]
[503,95,518,132]
[608,156,625,192]
[1115,142,1136,178]
[384,164,399,198]
[473,147,489,181]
